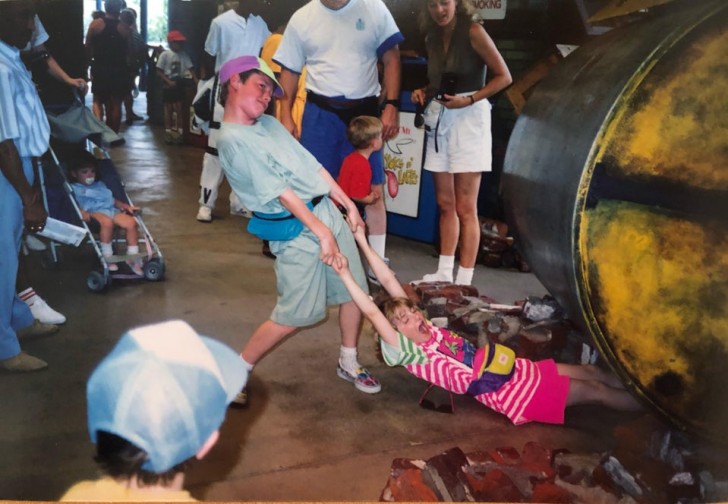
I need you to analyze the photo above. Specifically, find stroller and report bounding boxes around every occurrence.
[39,96,165,293]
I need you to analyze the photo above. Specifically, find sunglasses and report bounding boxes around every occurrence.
[418,383,455,414]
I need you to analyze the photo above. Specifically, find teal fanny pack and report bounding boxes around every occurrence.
[247,195,323,242]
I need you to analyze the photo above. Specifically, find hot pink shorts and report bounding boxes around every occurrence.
[520,359,570,424]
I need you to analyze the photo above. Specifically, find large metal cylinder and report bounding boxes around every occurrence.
[501,0,728,441]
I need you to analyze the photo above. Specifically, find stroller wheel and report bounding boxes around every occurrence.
[143,259,165,282]
[87,271,110,293]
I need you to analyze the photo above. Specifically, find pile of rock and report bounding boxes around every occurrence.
[397,281,595,366]
[377,282,728,503]
[380,417,718,502]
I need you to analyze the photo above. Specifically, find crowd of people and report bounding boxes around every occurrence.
[0,0,643,500]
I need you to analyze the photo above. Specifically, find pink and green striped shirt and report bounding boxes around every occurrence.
[381,324,544,425]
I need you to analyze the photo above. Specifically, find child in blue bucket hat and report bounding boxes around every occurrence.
[59,320,247,501]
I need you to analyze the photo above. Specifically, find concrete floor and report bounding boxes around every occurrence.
[0,111,714,501]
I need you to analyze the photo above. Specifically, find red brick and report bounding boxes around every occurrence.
[531,481,576,503]
[379,459,439,502]
[489,446,521,465]
[466,468,525,502]
[520,441,556,479]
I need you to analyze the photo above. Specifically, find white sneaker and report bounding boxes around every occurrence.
[230,206,253,218]
[25,235,46,251]
[197,206,212,222]
[27,295,66,325]
[411,271,453,285]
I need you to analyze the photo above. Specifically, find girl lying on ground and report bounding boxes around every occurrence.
[330,227,642,425]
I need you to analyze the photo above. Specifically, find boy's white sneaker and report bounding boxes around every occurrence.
[197,206,212,223]
[336,363,381,394]
[27,295,66,325]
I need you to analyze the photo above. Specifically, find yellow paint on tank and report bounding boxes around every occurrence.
[599,26,728,190]
[580,201,728,422]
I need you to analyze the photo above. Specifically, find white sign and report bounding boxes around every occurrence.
[474,0,507,20]
[383,113,425,218]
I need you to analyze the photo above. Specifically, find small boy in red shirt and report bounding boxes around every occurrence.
[337,116,383,218]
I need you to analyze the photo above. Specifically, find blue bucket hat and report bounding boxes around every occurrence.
[86,320,247,472]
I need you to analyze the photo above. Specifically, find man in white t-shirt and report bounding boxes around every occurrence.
[273,0,403,276]
[195,2,270,224]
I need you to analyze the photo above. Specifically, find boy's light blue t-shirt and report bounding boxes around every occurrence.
[216,115,330,213]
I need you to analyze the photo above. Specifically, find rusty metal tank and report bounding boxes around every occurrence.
[501,0,728,441]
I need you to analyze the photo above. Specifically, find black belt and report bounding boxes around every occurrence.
[306,91,377,110]
[251,195,325,221]
[306,91,379,126]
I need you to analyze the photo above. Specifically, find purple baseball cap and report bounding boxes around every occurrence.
[219,55,284,98]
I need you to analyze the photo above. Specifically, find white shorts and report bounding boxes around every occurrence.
[423,94,492,174]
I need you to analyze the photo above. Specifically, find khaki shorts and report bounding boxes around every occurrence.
[270,197,368,327]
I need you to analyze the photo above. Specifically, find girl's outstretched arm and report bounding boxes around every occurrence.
[318,167,365,233]
[331,253,400,347]
[351,226,407,299]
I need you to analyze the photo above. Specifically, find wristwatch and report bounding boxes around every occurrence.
[383,99,401,109]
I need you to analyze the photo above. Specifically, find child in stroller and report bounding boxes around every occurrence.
[67,150,144,276]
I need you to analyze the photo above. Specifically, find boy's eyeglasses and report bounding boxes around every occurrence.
[418,383,455,414]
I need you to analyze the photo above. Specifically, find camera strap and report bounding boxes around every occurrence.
[434,105,444,153]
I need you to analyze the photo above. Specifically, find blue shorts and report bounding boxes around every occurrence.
[300,102,385,185]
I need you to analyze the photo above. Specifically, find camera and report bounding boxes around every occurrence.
[436,72,458,101]
[414,101,425,129]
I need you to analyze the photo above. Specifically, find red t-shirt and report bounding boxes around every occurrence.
[338,152,372,199]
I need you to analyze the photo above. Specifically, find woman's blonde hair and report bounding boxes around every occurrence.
[346,116,383,150]
[418,0,477,34]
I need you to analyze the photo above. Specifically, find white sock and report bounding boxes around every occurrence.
[100,242,113,257]
[18,287,36,305]
[240,356,255,372]
[422,255,454,282]
[127,245,139,255]
[455,266,475,286]
[339,346,359,374]
[368,234,386,260]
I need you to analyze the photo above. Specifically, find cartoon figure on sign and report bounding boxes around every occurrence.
[381,114,424,218]
[386,137,414,155]
[384,137,415,199]
[385,169,398,198]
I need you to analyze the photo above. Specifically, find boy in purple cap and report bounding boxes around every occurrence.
[59,320,247,501]
[216,55,381,405]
